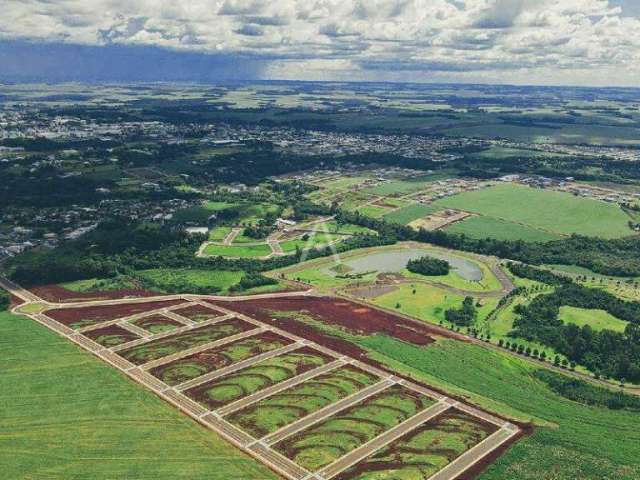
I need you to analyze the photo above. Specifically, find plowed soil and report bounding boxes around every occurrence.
[31,284,159,303]
[84,324,141,347]
[212,296,447,346]
[44,299,186,328]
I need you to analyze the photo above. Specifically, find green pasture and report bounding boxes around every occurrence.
[435,183,633,238]
[445,215,561,242]
[383,203,440,225]
[558,306,629,333]
[202,243,272,258]
[0,311,276,480]
[137,268,244,293]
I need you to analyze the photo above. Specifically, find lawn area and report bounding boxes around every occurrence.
[361,179,431,196]
[202,243,272,258]
[0,311,275,480]
[435,183,633,238]
[559,306,629,333]
[446,215,561,242]
[382,203,440,225]
[356,204,391,218]
[370,283,464,324]
[209,226,232,241]
[138,268,244,293]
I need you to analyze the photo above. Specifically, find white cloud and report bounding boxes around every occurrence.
[0,0,639,85]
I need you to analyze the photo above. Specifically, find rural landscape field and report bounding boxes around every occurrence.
[2,2,640,479]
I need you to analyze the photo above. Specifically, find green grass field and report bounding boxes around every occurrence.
[435,183,633,238]
[361,178,432,196]
[446,215,561,242]
[370,283,499,325]
[0,311,275,480]
[138,268,244,293]
[356,204,391,218]
[558,306,629,333]
[382,203,440,225]
[202,243,272,258]
[209,226,232,241]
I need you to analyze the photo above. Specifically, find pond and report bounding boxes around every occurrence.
[325,248,483,281]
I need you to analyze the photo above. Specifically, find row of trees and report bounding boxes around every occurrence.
[508,264,640,383]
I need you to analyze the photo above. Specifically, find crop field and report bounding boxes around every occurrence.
[130,313,183,333]
[382,203,441,225]
[118,318,255,365]
[361,179,431,196]
[203,243,273,258]
[435,183,633,238]
[185,347,333,410]
[274,384,435,472]
[356,204,391,218]
[335,410,497,480]
[172,303,226,322]
[445,215,561,242]
[0,311,277,480]
[137,268,245,293]
[558,306,629,333]
[227,365,380,438]
[45,299,185,329]
[209,226,232,241]
[84,324,141,347]
[150,331,293,385]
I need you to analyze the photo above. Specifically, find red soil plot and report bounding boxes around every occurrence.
[84,324,141,347]
[130,314,183,334]
[30,284,160,303]
[211,296,447,346]
[172,304,226,323]
[44,299,186,329]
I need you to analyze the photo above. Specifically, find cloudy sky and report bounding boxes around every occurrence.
[1,0,640,86]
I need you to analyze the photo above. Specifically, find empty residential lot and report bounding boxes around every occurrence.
[15,293,522,480]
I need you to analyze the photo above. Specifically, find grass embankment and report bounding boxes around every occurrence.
[0,311,276,480]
